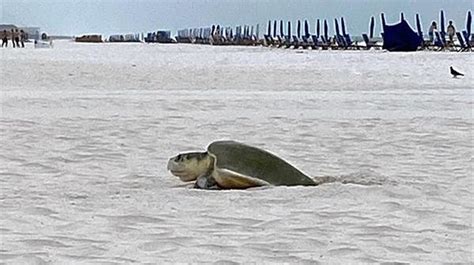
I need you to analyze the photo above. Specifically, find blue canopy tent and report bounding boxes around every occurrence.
[382,16,422,51]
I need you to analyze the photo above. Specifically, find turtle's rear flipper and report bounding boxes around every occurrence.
[213,168,271,189]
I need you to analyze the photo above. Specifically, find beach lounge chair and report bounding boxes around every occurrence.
[291,35,301,49]
[434,31,446,50]
[455,32,469,51]
[343,34,356,49]
[282,35,291,48]
[320,35,331,49]
[301,35,311,49]
[462,30,472,48]
[272,35,282,47]
[334,34,345,49]
[264,34,274,46]
[310,35,320,49]
[362,33,377,49]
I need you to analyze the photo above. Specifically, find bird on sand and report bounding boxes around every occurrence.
[450,66,464,78]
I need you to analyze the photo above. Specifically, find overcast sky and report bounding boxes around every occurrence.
[1,0,472,36]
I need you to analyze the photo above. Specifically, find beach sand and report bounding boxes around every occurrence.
[1,41,473,263]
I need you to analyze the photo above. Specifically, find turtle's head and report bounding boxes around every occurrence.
[167,152,214,182]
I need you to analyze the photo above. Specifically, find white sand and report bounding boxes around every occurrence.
[1,41,473,264]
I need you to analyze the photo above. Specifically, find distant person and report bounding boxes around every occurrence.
[1,30,7,47]
[11,29,16,48]
[20,30,26,48]
[447,21,456,44]
[428,21,437,42]
[14,29,20,48]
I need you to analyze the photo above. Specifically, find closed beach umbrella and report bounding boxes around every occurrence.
[467,11,472,37]
[440,10,445,34]
[288,21,291,38]
[316,19,320,37]
[297,20,301,38]
[273,20,277,37]
[267,20,271,36]
[369,16,375,38]
[324,19,328,40]
[416,14,423,38]
[280,20,284,37]
[341,17,346,36]
[334,18,340,36]
[304,20,309,37]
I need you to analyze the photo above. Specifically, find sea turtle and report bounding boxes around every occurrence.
[167,140,317,189]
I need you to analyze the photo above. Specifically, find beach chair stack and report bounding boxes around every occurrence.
[167,9,471,52]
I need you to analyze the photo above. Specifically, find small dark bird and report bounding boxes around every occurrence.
[450,66,464,78]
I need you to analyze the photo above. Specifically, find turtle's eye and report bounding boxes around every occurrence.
[175,154,182,161]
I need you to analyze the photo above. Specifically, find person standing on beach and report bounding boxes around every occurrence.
[428,21,437,43]
[11,29,16,48]
[1,30,7,47]
[14,29,20,48]
[20,30,26,48]
[447,21,456,45]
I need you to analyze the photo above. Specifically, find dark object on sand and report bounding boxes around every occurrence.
[75,35,103,43]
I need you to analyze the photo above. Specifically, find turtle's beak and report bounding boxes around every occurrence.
[167,157,181,173]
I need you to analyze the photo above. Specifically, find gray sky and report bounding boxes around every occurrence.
[1,0,472,36]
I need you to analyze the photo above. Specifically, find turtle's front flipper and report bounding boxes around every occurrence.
[194,174,220,190]
[213,168,271,189]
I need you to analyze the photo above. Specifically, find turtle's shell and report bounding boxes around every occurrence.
[207,141,316,186]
